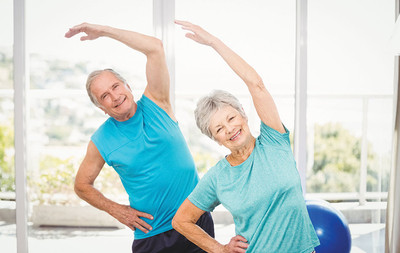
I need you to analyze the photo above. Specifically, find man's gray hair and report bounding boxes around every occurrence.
[194,90,246,139]
[86,69,127,107]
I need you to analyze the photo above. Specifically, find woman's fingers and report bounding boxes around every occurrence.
[224,235,249,252]
[233,235,248,242]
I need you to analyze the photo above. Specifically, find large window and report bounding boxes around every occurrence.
[5,0,397,251]
[307,0,394,207]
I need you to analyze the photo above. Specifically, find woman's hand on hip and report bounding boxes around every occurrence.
[222,235,249,253]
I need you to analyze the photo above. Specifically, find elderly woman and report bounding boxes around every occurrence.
[172,21,320,253]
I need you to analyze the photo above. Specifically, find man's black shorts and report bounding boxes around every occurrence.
[131,212,215,253]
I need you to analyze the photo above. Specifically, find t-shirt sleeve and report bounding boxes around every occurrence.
[188,169,220,212]
[259,121,291,149]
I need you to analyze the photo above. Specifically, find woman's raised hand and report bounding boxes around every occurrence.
[175,20,217,47]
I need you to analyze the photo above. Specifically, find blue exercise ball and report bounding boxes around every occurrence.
[306,199,352,253]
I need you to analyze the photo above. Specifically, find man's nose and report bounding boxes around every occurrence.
[109,91,118,101]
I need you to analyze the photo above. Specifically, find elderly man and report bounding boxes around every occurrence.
[65,23,214,253]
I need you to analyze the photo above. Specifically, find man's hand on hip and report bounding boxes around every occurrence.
[110,204,154,233]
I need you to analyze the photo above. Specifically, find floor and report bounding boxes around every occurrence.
[0,222,385,252]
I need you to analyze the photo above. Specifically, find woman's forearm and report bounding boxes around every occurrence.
[210,37,263,91]
[172,220,224,253]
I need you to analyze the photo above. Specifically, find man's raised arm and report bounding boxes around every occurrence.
[65,23,172,117]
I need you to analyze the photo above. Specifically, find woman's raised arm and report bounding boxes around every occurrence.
[175,20,285,133]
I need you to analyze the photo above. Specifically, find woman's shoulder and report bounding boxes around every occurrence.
[258,121,291,149]
[204,158,229,177]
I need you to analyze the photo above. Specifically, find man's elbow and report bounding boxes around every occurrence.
[147,38,165,56]
[74,180,86,198]
[153,38,164,51]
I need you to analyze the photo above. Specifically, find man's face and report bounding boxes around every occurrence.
[90,71,136,121]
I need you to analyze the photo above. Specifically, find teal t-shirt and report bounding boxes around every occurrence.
[91,95,199,239]
[188,122,320,252]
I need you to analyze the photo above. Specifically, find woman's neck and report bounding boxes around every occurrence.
[227,136,256,166]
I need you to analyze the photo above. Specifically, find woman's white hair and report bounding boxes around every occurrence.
[86,69,127,107]
[194,90,246,139]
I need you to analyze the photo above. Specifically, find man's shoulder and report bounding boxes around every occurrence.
[91,118,128,150]
[90,117,135,164]
[92,117,116,138]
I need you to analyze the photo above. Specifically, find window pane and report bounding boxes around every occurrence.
[307,0,394,208]
[366,98,392,193]
[308,97,364,192]
[27,0,152,251]
[0,0,15,252]
[175,0,296,171]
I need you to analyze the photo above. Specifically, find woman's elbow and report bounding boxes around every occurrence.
[254,77,265,89]
[247,75,265,91]
[172,214,183,232]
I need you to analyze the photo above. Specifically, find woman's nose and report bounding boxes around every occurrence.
[226,124,234,134]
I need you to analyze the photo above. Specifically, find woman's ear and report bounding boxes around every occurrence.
[211,135,222,146]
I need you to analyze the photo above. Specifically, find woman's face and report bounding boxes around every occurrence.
[209,105,252,151]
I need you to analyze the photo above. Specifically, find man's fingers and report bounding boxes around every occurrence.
[135,218,153,231]
[80,36,90,41]
[175,20,192,27]
[64,29,78,38]
[136,210,154,220]
[133,221,152,233]
[185,33,196,41]
[64,23,88,38]
[131,209,153,233]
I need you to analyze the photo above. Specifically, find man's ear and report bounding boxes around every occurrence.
[126,83,132,91]
[99,106,107,115]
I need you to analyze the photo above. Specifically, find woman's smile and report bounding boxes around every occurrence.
[230,130,241,141]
